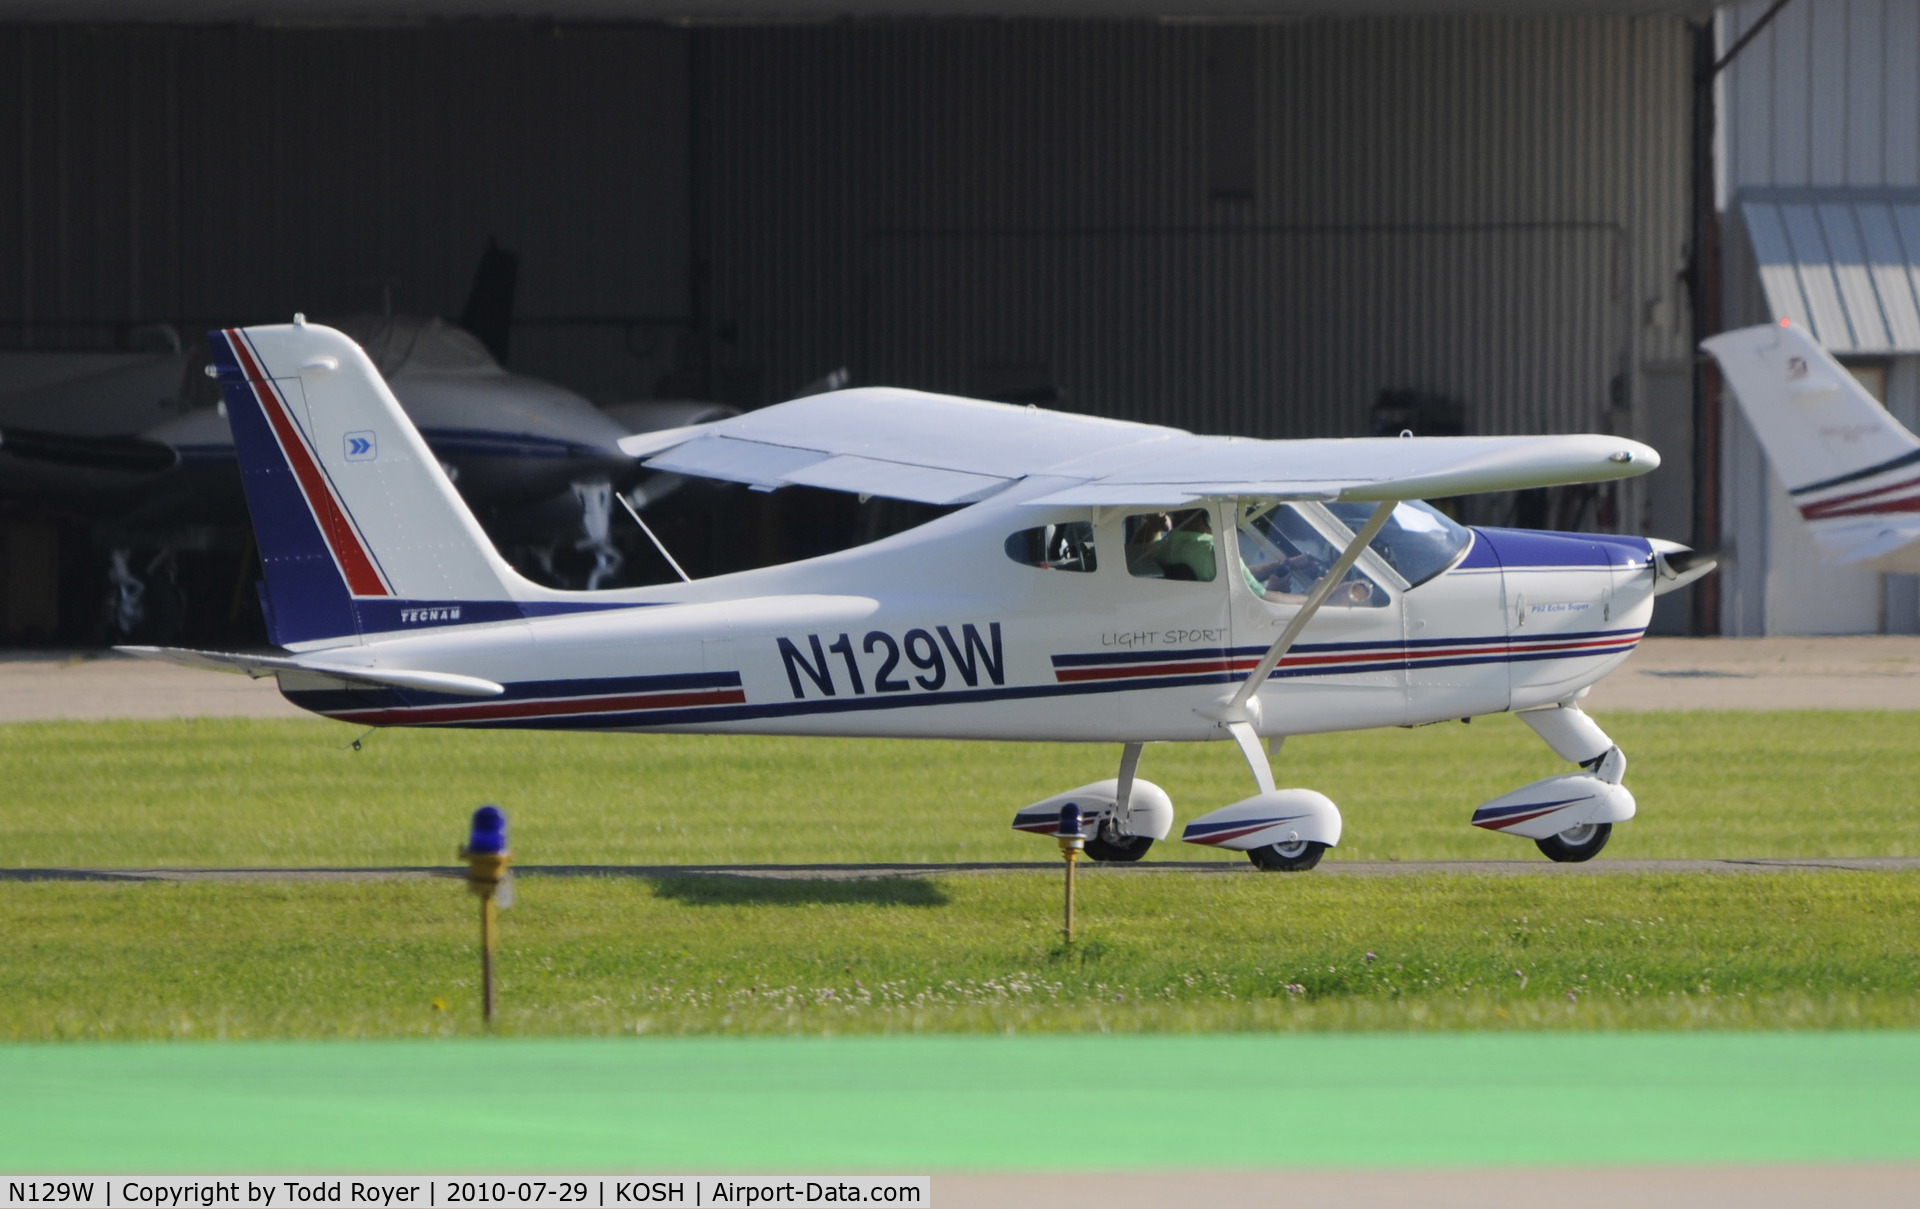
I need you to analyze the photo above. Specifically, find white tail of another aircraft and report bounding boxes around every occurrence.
[1704,321,1920,571]
[210,320,537,649]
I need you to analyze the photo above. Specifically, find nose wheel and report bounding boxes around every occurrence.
[1247,838,1328,872]
[1085,821,1155,863]
[1535,822,1611,863]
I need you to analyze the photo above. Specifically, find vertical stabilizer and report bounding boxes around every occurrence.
[1704,322,1920,498]
[211,321,522,649]
[1705,321,1920,568]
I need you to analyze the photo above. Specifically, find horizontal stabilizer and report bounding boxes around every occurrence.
[116,646,505,697]
[1832,525,1920,566]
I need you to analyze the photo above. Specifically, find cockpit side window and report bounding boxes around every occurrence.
[1236,503,1388,607]
[1124,509,1218,582]
[1325,500,1471,589]
[1004,521,1097,572]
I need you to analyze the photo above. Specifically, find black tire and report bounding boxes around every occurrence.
[1534,822,1612,863]
[1085,832,1154,862]
[1247,839,1327,872]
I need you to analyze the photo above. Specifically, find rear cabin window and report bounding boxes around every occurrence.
[1124,509,1218,582]
[1004,521,1097,572]
[1325,500,1472,588]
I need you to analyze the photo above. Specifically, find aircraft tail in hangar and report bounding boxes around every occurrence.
[1704,321,1920,571]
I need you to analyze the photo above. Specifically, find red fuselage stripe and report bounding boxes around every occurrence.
[1056,635,1635,684]
[323,687,747,725]
[227,331,390,598]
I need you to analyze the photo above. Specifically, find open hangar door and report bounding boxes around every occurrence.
[0,7,1702,644]
[695,17,1696,579]
[0,22,697,644]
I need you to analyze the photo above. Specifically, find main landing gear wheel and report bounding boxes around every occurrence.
[1085,824,1154,863]
[1535,822,1612,863]
[1247,839,1328,872]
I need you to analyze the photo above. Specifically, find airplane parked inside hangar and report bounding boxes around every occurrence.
[0,315,730,594]
[1707,319,1920,571]
[129,319,1713,869]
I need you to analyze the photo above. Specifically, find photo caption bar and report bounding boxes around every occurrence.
[1,1179,930,1209]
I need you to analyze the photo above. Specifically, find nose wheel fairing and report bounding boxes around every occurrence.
[1010,777,1175,862]
[1472,704,1634,861]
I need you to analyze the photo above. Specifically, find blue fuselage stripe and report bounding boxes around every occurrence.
[287,631,1640,728]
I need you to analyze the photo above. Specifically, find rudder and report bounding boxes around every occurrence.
[211,320,521,649]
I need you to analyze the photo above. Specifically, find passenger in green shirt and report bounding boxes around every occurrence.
[1143,509,1269,596]
[1152,511,1218,582]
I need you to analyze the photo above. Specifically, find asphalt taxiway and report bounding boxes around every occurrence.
[3,856,1916,882]
[8,635,1920,721]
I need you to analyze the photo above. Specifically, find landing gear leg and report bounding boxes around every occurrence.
[1224,726,1327,871]
[1520,705,1627,863]
[1085,742,1154,862]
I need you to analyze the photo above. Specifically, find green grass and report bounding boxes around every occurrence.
[3,713,1919,1042]
[2,711,1917,867]
[4,871,1918,1040]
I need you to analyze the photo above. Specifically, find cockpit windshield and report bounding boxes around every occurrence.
[1325,500,1472,588]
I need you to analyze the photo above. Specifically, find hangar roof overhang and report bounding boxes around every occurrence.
[0,0,1721,23]
[1740,189,1920,357]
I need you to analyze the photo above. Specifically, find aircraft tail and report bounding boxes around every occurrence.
[1704,322,1920,524]
[210,320,526,649]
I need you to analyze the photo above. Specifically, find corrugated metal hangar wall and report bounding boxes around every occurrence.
[2,18,1692,434]
[0,15,1698,632]
[706,18,1693,458]
[0,25,692,395]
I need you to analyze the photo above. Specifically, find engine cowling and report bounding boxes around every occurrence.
[1011,779,1174,841]
[1180,789,1342,851]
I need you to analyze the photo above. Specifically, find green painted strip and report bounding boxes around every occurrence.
[3,1033,1918,1173]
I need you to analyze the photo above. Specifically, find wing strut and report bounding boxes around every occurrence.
[618,491,692,583]
[1227,499,1397,712]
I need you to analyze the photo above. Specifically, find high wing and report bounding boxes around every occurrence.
[618,387,1659,507]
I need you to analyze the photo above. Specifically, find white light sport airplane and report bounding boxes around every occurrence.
[1706,320,1920,571]
[126,320,1713,869]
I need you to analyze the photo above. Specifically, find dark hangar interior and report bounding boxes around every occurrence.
[0,0,1718,646]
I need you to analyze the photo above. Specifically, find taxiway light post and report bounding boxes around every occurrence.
[462,805,511,1025]
[1056,804,1085,945]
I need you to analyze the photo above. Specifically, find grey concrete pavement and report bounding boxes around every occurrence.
[6,636,1920,721]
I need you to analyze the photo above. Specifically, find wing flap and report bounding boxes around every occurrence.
[642,434,829,489]
[780,454,1010,505]
[1026,481,1347,506]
